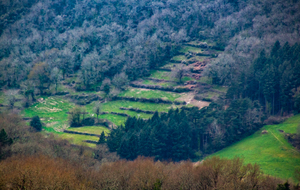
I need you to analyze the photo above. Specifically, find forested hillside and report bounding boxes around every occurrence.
[1,0,299,92]
[1,0,300,185]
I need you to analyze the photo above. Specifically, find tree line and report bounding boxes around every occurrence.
[219,41,300,116]
[106,98,264,161]
[2,0,299,95]
[1,155,298,190]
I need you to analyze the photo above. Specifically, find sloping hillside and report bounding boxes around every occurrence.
[210,114,300,181]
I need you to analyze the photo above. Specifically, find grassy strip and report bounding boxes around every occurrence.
[97,114,127,126]
[209,114,300,182]
[119,88,181,101]
[179,46,203,54]
[66,126,110,135]
[149,70,172,80]
[56,133,98,148]
[86,101,179,121]
[142,80,177,87]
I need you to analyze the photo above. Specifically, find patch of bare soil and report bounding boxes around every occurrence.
[46,121,58,127]
[176,92,210,109]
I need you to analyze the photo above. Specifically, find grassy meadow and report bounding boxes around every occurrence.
[209,114,300,182]
[67,126,110,135]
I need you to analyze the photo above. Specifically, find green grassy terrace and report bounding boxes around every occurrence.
[119,88,181,101]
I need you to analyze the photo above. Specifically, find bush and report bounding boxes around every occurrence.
[30,116,42,131]
[81,117,95,126]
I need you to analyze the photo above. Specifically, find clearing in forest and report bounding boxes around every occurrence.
[209,114,300,182]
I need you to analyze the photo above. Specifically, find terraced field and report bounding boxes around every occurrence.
[20,41,224,146]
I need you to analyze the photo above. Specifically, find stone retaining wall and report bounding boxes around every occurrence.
[63,130,101,137]
[112,96,186,105]
[129,83,191,93]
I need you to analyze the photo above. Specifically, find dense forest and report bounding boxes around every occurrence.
[1,0,300,92]
[107,99,264,160]
[206,41,300,115]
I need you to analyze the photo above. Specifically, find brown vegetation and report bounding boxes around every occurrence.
[0,156,292,190]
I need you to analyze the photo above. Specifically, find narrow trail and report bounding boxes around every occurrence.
[269,130,299,154]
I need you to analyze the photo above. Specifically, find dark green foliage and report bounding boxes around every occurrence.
[0,129,13,159]
[0,129,13,147]
[227,42,300,115]
[277,181,290,190]
[103,84,110,96]
[98,131,106,144]
[30,116,42,131]
[81,118,95,126]
[107,101,263,161]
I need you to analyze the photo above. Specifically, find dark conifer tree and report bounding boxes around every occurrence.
[98,131,106,144]
[30,116,42,131]
[0,129,13,146]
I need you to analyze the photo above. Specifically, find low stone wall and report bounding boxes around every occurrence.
[83,140,98,144]
[110,112,130,117]
[169,60,182,63]
[119,107,156,114]
[65,93,102,105]
[112,96,186,105]
[63,130,101,137]
[54,91,69,96]
[143,77,175,83]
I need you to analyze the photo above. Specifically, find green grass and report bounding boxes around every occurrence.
[21,96,75,132]
[212,85,228,93]
[21,96,74,121]
[149,70,172,80]
[198,76,212,85]
[181,76,193,83]
[161,62,178,69]
[209,114,300,182]
[188,56,208,62]
[172,55,187,61]
[57,133,98,148]
[119,88,181,101]
[142,80,177,87]
[86,101,179,118]
[98,114,127,126]
[179,46,203,54]
[67,126,110,135]
[0,92,5,104]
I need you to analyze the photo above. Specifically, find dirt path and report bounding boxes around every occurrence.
[176,92,210,109]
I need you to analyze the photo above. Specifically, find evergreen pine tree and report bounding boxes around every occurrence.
[271,41,281,58]
[98,131,106,144]
[0,129,13,146]
[107,127,123,152]
[30,116,42,131]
